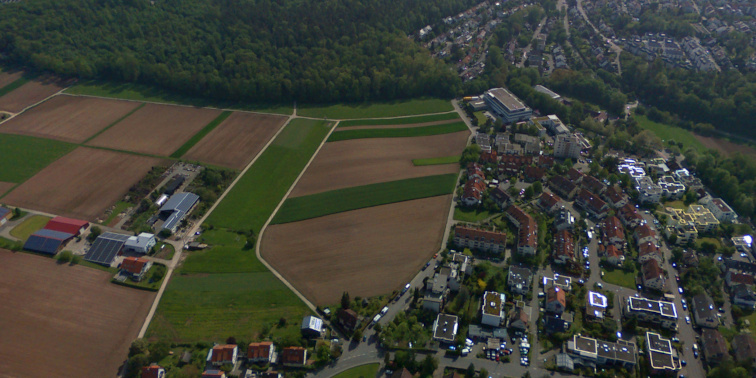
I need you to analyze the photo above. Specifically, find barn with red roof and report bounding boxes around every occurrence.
[43,216,89,236]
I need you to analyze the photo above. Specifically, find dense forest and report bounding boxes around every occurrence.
[0,0,478,103]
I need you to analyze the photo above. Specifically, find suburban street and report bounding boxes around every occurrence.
[575,0,623,75]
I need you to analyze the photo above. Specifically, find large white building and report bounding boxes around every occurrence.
[623,297,678,330]
[702,197,737,222]
[123,232,156,254]
[481,291,506,327]
[554,134,582,160]
[484,88,532,123]
[634,176,662,204]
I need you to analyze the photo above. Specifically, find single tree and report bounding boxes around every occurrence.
[341,292,350,310]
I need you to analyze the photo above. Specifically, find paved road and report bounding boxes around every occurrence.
[574,0,622,75]
[517,17,548,68]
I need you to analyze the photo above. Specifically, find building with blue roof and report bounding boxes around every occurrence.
[23,229,74,255]
[0,206,11,226]
[159,192,200,232]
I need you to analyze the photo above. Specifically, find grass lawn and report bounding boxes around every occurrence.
[602,268,637,289]
[473,111,487,125]
[206,118,333,232]
[0,235,22,250]
[297,98,453,119]
[333,363,380,378]
[0,134,76,184]
[328,121,468,142]
[697,237,721,249]
[271,173,458,224]
[337,112,459,127]
[65,80,293,115]
[180,229,266,274]
[743,311,756,334]
[102,201,133,226]
[663,200,686,210]
[171,111,232,158]
[146,272,310,343]
[635,115,707,152]
[413,156,461,166]
[10,215,52,241]
[454,207,496,222]
[75,259,118,274]
[0,77,29,98]
[154,242,175,260]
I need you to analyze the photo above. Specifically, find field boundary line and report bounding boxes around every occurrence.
[334,109,457,121]
[83,102,146,144]
[254,120,340,313]
[0,85,69,126]
[137,115,297,339]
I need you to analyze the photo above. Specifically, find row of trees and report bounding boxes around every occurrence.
[0,0,479,103]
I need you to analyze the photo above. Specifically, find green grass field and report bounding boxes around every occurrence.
[635,115,707,152]
[146,272,310,342]
[297,98,453,119]
[180,229,266,274]
[602,268,636,289]
[473,111,487,125]
[271,174,458,224]
[0,134,75,183]
[0,77,29,98]
[102,201,133,226]
[10,215,51,241]
[206,118,333,232]
[453,207,496,222]
[328,121,468,142]
[172,111,232,158]
[65,80,293,115]
[412,155,461,166]
[337,112,459,127]
[662,200,686,210]
[333,364,380,378]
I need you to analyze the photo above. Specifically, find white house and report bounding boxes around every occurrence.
[124,233,156,254]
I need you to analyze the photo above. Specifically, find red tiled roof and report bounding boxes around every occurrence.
[463,178,486,201]
[247,342,273,360]
[537,155,555,167]
[578,189,608,214]
[507,206,537,249]
[566,168,584,183]
[141,365,164,378]
[604,186,626,205]
[733,334,756,362]
[581,175,605,193]
[455,226,507,245]
[549,175,577,195]
[524,166,546,180]
[547,286,566,307]
[606,245,622,258]
[210,344,237,363]
[467,163,485,179]
[43,216,89,235]
[554,230,575,260]
[601,216,625,241]
[480,150,498,163]
[642,259,663,280]
[635,224,657,240]
[539,192,561,209]
[638,241,659,258]
[730,273,755,285]
[121,257,149,275]
[281,346,307,365]
[499,155,533,164]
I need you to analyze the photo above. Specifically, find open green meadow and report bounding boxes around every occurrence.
[9,215,51,241]
[337,112,459,127]
[413,155,461,166]
[271,173,458,224]
[297,98,453,119]
[180,229,267,274]
[65,80,293,115]
[333,364,380,378]
[453,207,496,222]
[171,111,232,158]
[146,271,310,343]
[0,134,75,183]
[206,118,333,232]
[635,115,706,152]
[328,121,468,142]
[602,268,637,289]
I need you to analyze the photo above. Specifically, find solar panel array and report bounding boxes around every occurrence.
[23,229,74,255]
[84,232,130,266]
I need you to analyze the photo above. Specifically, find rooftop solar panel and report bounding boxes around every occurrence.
[23,234,67,254]
[84,232,130,266]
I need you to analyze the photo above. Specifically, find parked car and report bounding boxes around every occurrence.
[685,316,691,324]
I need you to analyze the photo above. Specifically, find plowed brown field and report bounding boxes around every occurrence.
[87,103,221,156]
[182,112,288,169]
[0,77,66,113]
[260,195,452,305]
[0,95,141,143]
[289,131,469,197]
[3,147,168,220]
[0,70,23,88]
[338,118,462,131]
[0,181,14,196]
[0,250,155,378]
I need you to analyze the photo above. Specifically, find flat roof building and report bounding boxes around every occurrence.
[566,334,637,368]
[481,291,506,327]
[484,88,532,124]
[646,332,681,374]
[433,314,459,343]
[624,297,678,330]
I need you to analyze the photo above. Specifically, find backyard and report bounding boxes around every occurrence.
[333,364,380,378]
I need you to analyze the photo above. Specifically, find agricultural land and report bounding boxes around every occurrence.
[297,98,454,119]
[0,133,76,183]
[0,250,154,377]
[0,76,66,113]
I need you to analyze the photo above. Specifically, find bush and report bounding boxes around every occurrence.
[56,250,73,263]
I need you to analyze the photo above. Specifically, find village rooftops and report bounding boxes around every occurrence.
[454,226,507,244]
[628,297,677,319]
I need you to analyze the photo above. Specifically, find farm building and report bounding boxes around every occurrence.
[124,233,156,254]
[163,176,185,195]
[159,192,200,232]
[120,257,153,281]
[23,229,73,255]
[43,216,89,236]
[0,206,11,225]
[85,232,131,266]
